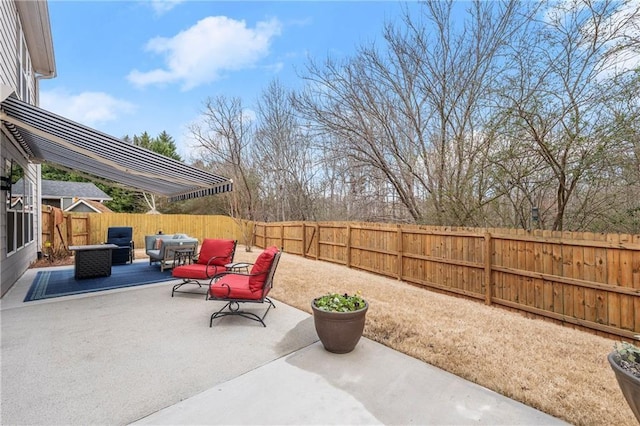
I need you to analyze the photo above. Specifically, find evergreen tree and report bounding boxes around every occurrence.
[131,131,184,213]
[152,131,182,161]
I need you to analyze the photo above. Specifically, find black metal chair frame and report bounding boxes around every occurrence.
[207,250,281,327]
[171,240,237,297]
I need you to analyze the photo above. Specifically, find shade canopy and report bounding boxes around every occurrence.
[1,94,232,201]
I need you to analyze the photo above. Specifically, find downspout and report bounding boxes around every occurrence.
[34,72,55,258]
[35,71,55,107]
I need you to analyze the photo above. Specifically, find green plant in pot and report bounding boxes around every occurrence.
[312,292,368,354]
[608,340,640,422]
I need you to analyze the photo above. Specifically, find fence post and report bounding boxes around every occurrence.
[301,222,306,258]
[484,232,492,305]
[315,223,320,260]
[66,213,73,249]
[86,215,92,245]
[48,206,55,247]
[280,223,284,250]
[346,224,351,268]
[43,206,55,247]
[397,225,403,280]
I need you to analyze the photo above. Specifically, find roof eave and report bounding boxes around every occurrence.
[15,0,56,78]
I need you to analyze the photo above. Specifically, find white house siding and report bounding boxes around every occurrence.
[0,0,47,296]
[0,0,19,91]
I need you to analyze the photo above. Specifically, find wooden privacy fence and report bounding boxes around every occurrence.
[41,210,244,254]
[254,221,640,340]
[41,206,90,252]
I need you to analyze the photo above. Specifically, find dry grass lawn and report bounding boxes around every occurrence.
[231,248,636,426]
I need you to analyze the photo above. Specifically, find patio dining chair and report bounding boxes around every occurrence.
[171,238,237,297]
[207,246,281,327]
[106,226,134,265]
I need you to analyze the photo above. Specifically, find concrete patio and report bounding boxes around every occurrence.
[1,261,566,425]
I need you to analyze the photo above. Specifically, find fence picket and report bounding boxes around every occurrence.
[582,232,597,326]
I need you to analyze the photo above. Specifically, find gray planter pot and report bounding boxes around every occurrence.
[608,352,640,423]
[311,299,368,354]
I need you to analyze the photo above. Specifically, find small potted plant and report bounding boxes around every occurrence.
[311,292,368,354]
[608,340,640,422]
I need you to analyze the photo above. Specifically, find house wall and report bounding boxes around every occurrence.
[62,197,74,210]
[42,198,84,210]
[0,0,19,90]
[0,0,37,104]
[68,203,95,213]
[0,0,46,296]
[42,198,61,208]
[1,134,38,297]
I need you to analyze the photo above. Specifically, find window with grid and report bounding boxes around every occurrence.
[15,19,32,103]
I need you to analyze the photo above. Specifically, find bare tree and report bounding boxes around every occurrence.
[578,71,640,232]
[494,0,640,230]
[254,79,318,221]
[295,1,534,225]
[182,0,639,234]
[189,96,258,249]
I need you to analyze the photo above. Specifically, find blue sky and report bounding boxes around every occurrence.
[40,0,416,159]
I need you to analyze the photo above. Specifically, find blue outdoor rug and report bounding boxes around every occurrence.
[24,262,174,302]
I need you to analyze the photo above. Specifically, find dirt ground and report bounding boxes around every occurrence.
[30,246,637,425]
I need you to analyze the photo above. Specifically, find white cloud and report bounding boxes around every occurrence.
[145,0,184,16]
[595,1,640,77]
[542,0,640,78]
[264,62,284,74]
[127,16,282,91]
[40,89,137,127]
[242,108,257,122]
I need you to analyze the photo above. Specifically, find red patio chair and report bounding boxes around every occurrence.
[171,238,237,297]
[207,246,281,327]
